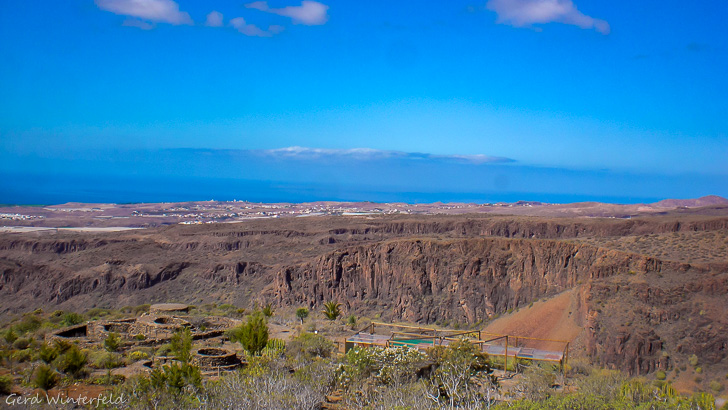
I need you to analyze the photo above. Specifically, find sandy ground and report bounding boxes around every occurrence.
[0,226,143,233]
[0,226,59,233]
[58,227,143,232]
[483,288,583,352]
[269,322,295,341]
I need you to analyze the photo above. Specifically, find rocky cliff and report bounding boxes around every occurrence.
[271,238,678,323]
[1,214,726,376]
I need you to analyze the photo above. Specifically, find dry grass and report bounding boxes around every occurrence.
[575,229,728,264]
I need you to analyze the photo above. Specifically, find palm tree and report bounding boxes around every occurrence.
[322,301,342,321]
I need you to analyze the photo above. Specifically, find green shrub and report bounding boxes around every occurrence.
[55,345,87,378]
[287,332,334,362]
[14,314,42,334]
[61,312,84,327]
[85,308,110,319]
[88,350,122,370]
[104,332,122,352]
[134,334,146,341]
[3,329,18,344]
[102,353,124,369]
[228,311,268,356]
[695,367,703,374]
[688,354,699,367]
[710,380,724,393]
[33,365,58,391]
[12,349,33,363]
[53,338,74,353]
[150,362,202,392]
[655,370,666,380]
[12,338,31,350]
[347,315,357,329]
[170,328,193,364]
[262,303,274,317]
[0,374,12,395]
[39,343,59,364]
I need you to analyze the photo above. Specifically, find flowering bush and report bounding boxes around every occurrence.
[337,345,427,387]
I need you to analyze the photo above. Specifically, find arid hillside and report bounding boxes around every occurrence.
[1,212,727,383]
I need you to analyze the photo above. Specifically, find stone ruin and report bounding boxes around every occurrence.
[46,303,244,372]
[193,347,241,371]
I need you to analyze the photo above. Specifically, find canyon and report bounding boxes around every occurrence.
[1,212,727,384]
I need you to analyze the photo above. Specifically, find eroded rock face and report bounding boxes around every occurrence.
[584,271,728,375]
[0,261,191,304]
[203,261,263,284]
[272,238,679,324]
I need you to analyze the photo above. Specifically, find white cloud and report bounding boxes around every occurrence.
[230,17,283,37]
[486,0,610,34]
[258,146,514,164]
[122,19,155,30]
[245,1,329,25]
[205,11,224,27]
[95,0,192,25]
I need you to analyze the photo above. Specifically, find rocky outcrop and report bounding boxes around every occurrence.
[0,238,130,254]
[52,262,190,303]
[0,261,191,304]
[271,238,683,323]
[596,328,667,374]
[203,261,264,284]
[319,218,728,240]
[584,271,728,375]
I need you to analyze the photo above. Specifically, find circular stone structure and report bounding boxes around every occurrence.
[134,315,191,338]
[150,303,189,315]
[193,348,240,370]
[186,316,239,331]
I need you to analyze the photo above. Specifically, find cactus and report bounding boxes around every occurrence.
[266,338,285,350]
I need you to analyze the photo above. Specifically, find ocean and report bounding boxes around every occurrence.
[0,173,663,205]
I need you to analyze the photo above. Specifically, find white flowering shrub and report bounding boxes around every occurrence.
[337,345,427,387]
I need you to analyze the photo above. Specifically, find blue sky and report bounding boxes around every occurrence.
[1,0,727,203]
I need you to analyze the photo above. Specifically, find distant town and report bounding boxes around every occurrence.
[1,196,725,231]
